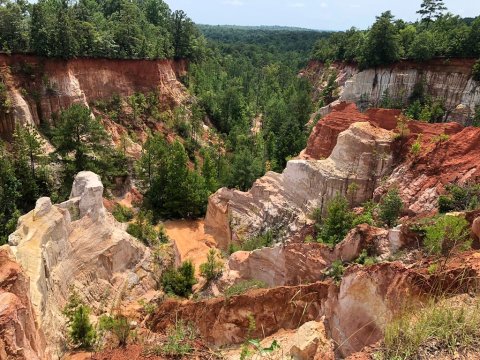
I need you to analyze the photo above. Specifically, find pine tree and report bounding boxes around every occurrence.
[417,0,447,23]
[362,11,401,67]
[52,104,109,177]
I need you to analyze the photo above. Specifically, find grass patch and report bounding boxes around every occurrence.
[225,280,268,298]
[378,297,480,359]
[229,231,274,254]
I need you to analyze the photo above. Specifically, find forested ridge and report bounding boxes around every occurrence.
[312,1,480,68]
[0,0,202,59]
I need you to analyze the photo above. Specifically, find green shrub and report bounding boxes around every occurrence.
[410,137,422,157]
[63,291,96,349]
[159,320,197,357]
[355,249,377,266]
[127,211,163,246]
[379,298,480,359]
[161,261,197,298]
[98,314,131,347]
[438,183,480,213]
[423,215,471,256]
[239,231,275,251]
[472,59,480,82]
[112,204,134,223]
[199,249,223,281]
[378,189,403,227]
[324,260,345,284]
[317,194,354,246]
[225,280,268,298]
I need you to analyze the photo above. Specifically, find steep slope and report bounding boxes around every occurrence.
[0,246,46,360]
[0,54,189,140]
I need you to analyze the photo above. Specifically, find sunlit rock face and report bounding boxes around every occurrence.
[7,171,154,358]
[205,122,394,249]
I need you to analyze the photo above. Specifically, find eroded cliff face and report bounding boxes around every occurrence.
[7,171,154,359]
[0,246,46,360]
[303,59,480,125]
[0,54,189,140]
[205,121,394,249]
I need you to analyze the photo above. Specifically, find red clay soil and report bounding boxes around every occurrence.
[148,282,331,346]
[302,102,466,161]
[407,125,480,189]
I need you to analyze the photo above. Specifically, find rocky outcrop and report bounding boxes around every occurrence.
[149,282,331,346]
[7,171,153,358]
[0,246,46,360]
[302,103,399,160]
[217,224,402,288]
[205,122,394,249]
[0,54,189,140]
[304,59,480,125]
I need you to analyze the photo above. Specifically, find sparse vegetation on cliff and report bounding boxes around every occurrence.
[199,249,223,281]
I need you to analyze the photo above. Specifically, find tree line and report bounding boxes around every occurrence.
[312,1,480,68]
[0,0,203,59]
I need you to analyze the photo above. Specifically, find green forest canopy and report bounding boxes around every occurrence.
[0,0,202,59]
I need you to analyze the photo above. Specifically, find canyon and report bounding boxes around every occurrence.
[1,54,480,360]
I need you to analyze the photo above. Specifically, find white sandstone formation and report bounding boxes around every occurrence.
[205,122,394,249]
[7,171,153,359]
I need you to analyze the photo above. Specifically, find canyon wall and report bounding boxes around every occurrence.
[0,54,189,140]
[303,59,480,124]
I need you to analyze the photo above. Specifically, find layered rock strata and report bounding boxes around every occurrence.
[0,246,46,360]
[205,122,394,249]
[303,59,480,125]
[7,171,153,358]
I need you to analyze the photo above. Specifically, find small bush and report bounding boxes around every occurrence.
[355,249,377,266]
[423,215,471,256]
[127,211,162,246]
[225,280,268,298]
[324,260,345,284]
[317,194,354,246]
[410,137,422,157]
[438,183,480,213]
[63,291,96,349]
[378,189,403,228]
[112,204,134,223]
[161,261,197,298]
[431,133,449,143]
[98,314,131,347]
[379,298,480,359]
[159,320,197,357]
[199,249,223,281]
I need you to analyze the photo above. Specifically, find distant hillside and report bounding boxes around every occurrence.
[198,24,331,55]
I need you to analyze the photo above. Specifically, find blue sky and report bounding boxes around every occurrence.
[164,0,480,31]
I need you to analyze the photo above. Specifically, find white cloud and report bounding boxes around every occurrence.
[223,0,244,6]
[288,2,306,8]
[320,2,328,8]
